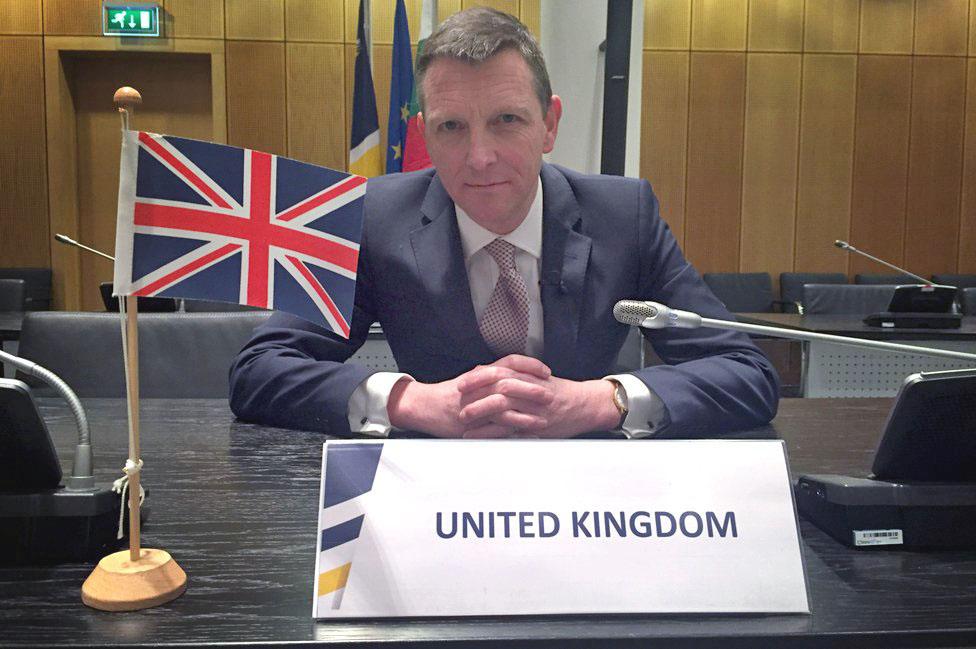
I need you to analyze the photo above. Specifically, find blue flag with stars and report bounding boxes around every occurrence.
[386,0,413,173]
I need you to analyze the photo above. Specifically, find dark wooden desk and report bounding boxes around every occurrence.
[738,312,976,342]
[736,313,976,397]
[2,398,975,648]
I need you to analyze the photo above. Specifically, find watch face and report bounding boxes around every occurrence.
[614,383,628,412]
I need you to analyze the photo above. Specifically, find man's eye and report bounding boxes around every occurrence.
[499,114,518,124]
[441,121,460,131]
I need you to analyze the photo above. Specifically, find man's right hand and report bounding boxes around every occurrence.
[386,356,554,438]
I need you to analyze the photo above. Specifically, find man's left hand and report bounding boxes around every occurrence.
[456,355,621,438]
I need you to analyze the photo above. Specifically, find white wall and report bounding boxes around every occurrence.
[540,0,643,178]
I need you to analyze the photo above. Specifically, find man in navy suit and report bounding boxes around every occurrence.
[229,7,779,439]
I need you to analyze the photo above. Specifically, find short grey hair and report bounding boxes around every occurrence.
[416,6,552,115]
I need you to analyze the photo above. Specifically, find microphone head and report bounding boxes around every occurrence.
[613,300,657,327]
[834,240,850,250]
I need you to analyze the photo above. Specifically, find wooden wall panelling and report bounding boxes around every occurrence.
[739,54,800,278]
[438,0,463,24]
[904,57,966,277]
[961,59,976,273]
[286,0,344,42]
[0,0,42,34]
[0,37,49,267]
[287,43,347,170]
[849,55,912,278]
[684,52,746,272]
[859,0,914,55]
[70,51,215,310]
[372,44,393,171]
[43,0,101,36]
[914,0,968,55]
[747,0,803,52]
[371,0,422,45]
[226,41,287,156]
[164,0,224,39]
[795,54,856,274]
[344,42,357,168]
[520,0,541,40]
[641,51,689,246]
[226,0,284,41]
[971,0,976,56]
[644,0,691,51]
[461,0,519,16]
[803,0,859,53]
[344,0,357,43]
[691,0,747,51]
[44,40,82,309]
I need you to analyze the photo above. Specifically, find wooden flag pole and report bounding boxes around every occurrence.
[81,87,187,612]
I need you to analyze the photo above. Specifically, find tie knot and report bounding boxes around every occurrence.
[483,238,517,269]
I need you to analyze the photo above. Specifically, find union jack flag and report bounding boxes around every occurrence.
[113,131,365,337]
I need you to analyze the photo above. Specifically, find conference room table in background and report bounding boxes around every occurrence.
[737,313,976,398]
[2,398,975,648]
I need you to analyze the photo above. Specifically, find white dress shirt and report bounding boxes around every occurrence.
[347,179,666,437]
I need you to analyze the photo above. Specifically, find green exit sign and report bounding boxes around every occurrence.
[103,2,160,37]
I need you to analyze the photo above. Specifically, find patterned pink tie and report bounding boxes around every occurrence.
[478,238,529,356]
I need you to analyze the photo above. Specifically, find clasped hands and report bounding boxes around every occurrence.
[387,355,620,438]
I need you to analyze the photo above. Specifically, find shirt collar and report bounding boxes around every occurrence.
[456,177,543,262]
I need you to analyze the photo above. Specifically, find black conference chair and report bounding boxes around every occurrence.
[855,273,919,285]
[0,279,27,312]
[99,282,177,313]
[0,268,52,310]
[16,311,271,398]
[702,272,787,313]
[802,284,896,315]
[931,274,976,289]
[962,288,976,316]
[183,298,265,312]
[779,272,847,314]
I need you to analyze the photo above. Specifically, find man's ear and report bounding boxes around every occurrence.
[543,96,562,154]
[417,112,426,139]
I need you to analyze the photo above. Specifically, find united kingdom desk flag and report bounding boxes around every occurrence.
[113,130,365,338]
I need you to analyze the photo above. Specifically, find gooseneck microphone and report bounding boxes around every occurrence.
[833,240,929,284]
[613,300,976,363]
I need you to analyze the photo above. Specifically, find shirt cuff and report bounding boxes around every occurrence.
[347,372,412,437]
[604,373,670,439]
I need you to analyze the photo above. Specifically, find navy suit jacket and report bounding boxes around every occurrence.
[229,164,779,436]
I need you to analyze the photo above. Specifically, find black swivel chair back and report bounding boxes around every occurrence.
[962,288,976,316]
[0,268,52,310]
[183,298,265,312]
[779,272,847,314]
[802,284,897,315]
[0,279,27,312]
[702,272,776,313]
[99,282,177,312]
[855,273,919,285]
[16,311,271,397]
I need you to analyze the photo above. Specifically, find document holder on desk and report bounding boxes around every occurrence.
[795,368,976,549]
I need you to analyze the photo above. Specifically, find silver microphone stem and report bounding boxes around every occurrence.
[54,233,116,262]
[835,240,929,284]
[700,317,976,363]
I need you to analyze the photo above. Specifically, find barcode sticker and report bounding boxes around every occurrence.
[853,529,904,546]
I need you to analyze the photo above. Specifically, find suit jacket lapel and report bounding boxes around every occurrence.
[539,164,592,377]
[409,175,495,363]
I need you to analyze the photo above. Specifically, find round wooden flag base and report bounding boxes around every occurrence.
[81,548,187,611]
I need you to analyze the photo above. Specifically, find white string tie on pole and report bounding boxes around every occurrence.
[112,459,145,540]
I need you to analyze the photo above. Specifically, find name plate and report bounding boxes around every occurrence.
[313,439,809,617]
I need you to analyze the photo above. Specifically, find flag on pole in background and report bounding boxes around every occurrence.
[402,0,435,172]
[386,0,413,174]
[349,0,382,178]
[113,131,366,338]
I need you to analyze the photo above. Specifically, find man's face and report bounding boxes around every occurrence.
[418,49,561,234]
